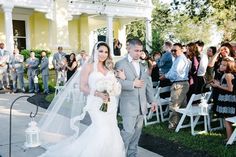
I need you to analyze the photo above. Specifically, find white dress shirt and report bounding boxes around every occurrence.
[128,54,140,77]
[197,53,208,76]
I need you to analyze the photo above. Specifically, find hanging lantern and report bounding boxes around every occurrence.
[24,119,40,148]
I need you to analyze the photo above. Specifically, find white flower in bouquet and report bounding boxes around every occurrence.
[96,73,121,112]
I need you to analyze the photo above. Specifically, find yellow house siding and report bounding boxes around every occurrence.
[30,12,49,49]
[79,15,89,52]
[68,19,79,52]
[0,13,5,42]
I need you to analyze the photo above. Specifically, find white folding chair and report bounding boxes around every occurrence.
[144,103,160,126]
[155,86,171,122]
[207,103,224,131]
[226,117,236,145]
[175,92,211,135]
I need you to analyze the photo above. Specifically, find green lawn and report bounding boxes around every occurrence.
[143,122,236,157]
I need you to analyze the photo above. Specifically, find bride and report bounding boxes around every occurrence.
[38,42,126,157]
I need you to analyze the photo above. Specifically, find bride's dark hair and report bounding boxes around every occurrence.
[89,41,113,70]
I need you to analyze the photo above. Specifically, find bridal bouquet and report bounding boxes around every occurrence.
[96,73,121,112]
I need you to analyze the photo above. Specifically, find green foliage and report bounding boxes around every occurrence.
[170,0,236,41]
[20,49,52,61]
[143,122,236,157]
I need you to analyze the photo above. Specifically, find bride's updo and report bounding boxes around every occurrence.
[89,41,113,70]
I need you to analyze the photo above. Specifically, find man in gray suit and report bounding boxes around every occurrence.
[115,38,157,157]
[40,50,49,94]
[0,42,10,90]
[52,46,66,83]
[9,49,25,93]
[26,51,39,93]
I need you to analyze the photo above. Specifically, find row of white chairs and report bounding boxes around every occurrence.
[144,86,224,136]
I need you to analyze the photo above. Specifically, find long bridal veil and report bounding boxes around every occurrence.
[38,69,88,148]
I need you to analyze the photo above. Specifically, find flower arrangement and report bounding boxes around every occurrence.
[96,73,121,112]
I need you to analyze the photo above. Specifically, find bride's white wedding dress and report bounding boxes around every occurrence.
[39,70,125,157]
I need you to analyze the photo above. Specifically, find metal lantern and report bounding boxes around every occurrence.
[24,119,40,148]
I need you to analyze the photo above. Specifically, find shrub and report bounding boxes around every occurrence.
[20,49,52,61]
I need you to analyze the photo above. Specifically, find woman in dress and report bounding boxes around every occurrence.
[65,53,77,81]
[211,58,236,142]
[38,42,126,157]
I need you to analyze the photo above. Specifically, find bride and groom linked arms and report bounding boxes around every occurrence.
[37,39,157,157]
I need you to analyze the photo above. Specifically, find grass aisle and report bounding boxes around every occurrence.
[143,123,236,157]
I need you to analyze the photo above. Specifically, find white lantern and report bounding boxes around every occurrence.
[199,99,208,115]
[24,120,41,148]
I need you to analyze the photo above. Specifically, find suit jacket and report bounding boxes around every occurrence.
[26,57,39,76]
[52,52,66,70]
[115,56,156,117]
[40,57,49,75]
[9,54,24,73]
[0,50,10,72]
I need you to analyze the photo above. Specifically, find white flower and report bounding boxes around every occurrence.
[96,73,121,96]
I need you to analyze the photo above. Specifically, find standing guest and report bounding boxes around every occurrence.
[65,53,78,81]
[113,39,122,56]
[150,51,161,87]
[40,51,49,94]
[9,49,25,93]
[52,46,66,82]
[26,51,39,93]
[0,42,10,90]
[156,41,173,87]
[208,45,234,81]
[115,38,157,157]
[160,43,190,130]
[78,50,89,68]
[205,46,217,83]
[211,58,236,142]
[195,40,208,90]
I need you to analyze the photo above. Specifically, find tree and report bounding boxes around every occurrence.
[171,0,236,41]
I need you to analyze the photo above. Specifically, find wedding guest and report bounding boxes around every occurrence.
[211,58,236,142]
[150,51,161,87]
[157,41,173,87]
[78,50,89,68]
[9,48,25,93]
[113,39,122,56]
[0,42,10,90]
[160,43,190,130]
[208,45,234,81]
[52,46,66,82]
[40,51,49,94]
[115,38,157,157]
[65,53,78,81]
[26,51,39,93]
[205,46,217,83]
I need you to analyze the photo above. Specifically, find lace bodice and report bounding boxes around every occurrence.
[88,70,119,94]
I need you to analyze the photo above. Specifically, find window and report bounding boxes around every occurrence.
[13,20,26,51]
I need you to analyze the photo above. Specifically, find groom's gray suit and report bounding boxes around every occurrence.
[115,55,156,157]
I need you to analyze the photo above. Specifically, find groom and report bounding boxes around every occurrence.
[115,38,157,157]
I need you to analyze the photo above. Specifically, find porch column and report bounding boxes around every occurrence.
[145,17,152,53]
[106,14,114,56]
[47,0,72,50]
[118,24,126,56]
[3,3,14,54]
